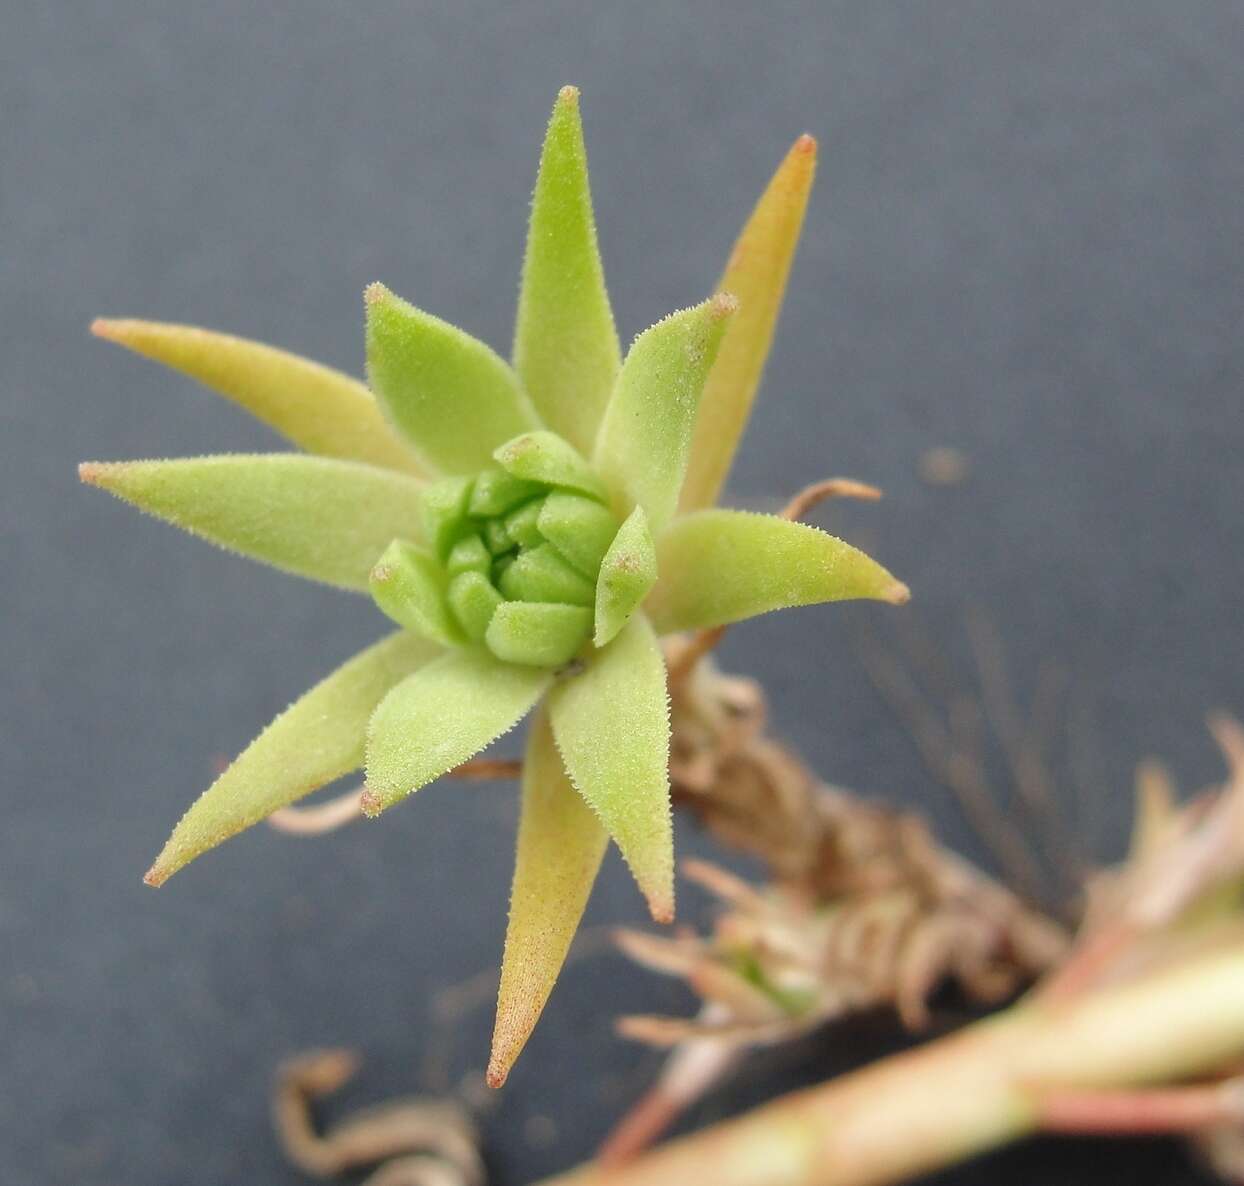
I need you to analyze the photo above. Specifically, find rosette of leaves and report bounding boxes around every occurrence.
[80,87,908,1085]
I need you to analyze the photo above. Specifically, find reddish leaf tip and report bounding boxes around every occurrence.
[485,1060,509,1089]
[358,787,383,818]
[90,317,121,339]
[709,291,740,320]
[884,580,912,605]
[557,84,579,105]
[142,864,167,888]
[363,281,392,308]
[78,462,104,485]
[794,132,818,157]
[647,895,675,926]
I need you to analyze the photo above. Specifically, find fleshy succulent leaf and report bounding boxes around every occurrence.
[447,572,505,641]
[485,602,592,667]
[594,506,657,647]
[487,707,608,1088]
[144,632,441,887]
[498,544,596,607]
[548,614,673,922]
[594,294,737,535]
[646,510,909,633]
[363,650,550,815]
[536,493,618,578]
[365,283,538,474]
[512,86,621,456]
[679,136,818,511]
[91,319,425,476]
[79,455,426,591]
[493,431,608,501]
[369,540,464,646]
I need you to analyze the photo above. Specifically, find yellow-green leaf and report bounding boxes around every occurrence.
[594,295,736,535]
[646,510,909,633]
[365,283,538,475]
[79,454,426,591]
[362,650,549,815]
[144,632,440,887]
[487,707,607,1088]
[485,602,593,667]
[369,540,463,646]
[679,135,818,511]
[548,614,673,922]
[512,86,620,455]
[594,506,657,647]
[493,431,607,501]
[92,318,424,476]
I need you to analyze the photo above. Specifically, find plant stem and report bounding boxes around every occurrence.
[537,938,1244,1186]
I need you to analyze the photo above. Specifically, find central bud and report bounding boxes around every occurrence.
[368,432,657,668]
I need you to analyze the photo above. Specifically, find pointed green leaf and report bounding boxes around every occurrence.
[365,283,538,474]
[145,632,440,886]
[646,510,909,633]
[594,294,737,535]
[369,540,463,646]
[679,136,818,511]
[548,614,673,922]
[92,318,425,476]
[79,455,426,591]
[493,431,607,501]
[594,506,657,647]
[485,602,592,667]
[363,649,549,815]
[487,707,607,1088]
[512,86,621,455]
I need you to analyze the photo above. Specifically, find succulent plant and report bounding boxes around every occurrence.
[80,86,907,1085]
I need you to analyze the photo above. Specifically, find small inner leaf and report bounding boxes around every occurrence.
[593,294,737,535]
[363,650,550,815]
[548,614,674,922]
[421,475,474,560]
[593,506,658,647]
[365,284,539,475]
[537,492,620,578]
[493,431,607,501]
[511,86,621,455]
[447,534,491,578]
[498,544,596,607]
[485,602,592,668]
[469,467,545,518]
[447,571,505,641]
[646,509,909,634]
[145,632,441,886]
[79,454,426,592]
[369,540,463,646]
[487,707,608,1088]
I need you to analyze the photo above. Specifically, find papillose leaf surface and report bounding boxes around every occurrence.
[647,509,909,633]
[92,318,424,475]
[146,632,441,886]
[363,649,550,814]
[548,614,673,922]
[487,707,608,1088]
[80,454,427,591]
[512,86,620,455]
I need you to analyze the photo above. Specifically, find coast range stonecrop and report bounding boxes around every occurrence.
[80,86,908,1085]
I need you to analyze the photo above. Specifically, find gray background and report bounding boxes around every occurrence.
[5,3,1243,1183]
